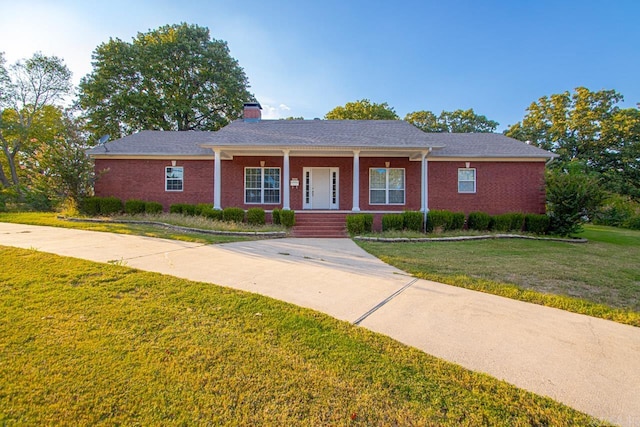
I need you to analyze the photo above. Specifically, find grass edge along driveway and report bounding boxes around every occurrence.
[0,247,601,426]
[358,225,640,327]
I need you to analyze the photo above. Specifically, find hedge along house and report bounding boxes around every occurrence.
[88,102,556,235]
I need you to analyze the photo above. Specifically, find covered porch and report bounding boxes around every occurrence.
[201,145,434,214]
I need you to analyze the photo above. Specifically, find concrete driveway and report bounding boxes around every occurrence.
[1,223,639,426]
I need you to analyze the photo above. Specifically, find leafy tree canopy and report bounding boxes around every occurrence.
[405,109,499,133]
[325,99,399,120]
[0,52,73,200]
[78,23,254,140]
[506,87,640,199]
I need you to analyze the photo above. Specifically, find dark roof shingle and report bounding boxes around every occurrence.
[87,120,555,159]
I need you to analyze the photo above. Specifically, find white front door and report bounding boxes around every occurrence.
[303,167,339,209]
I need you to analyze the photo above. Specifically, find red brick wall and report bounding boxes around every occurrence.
[94,157,546,215]
[94,159,214,211]
[428,161,546,214]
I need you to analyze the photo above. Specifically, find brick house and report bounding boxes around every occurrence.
[88,102,555,235]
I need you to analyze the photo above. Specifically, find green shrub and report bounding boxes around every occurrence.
[509,213,525,231]
[223,207,245,223]
[80,197,101,216]
[247,208,266,225]
[524,214,550,234]
[182,204,196,216]
[426,210,453,232]
[280,210,295,227]
[362,213,373,232]
[144,201,163,214]
[382,214,404,231]
[271,209,281,225]
[195,203,213,216]
[124,199,146,215]
[491,214,512,232]
[450,212,465,230]
[346,215,364,235]
[403,211,423,232]
[546,168,604,236]
[169,204,184,214]
[346,214,373,235]
[624,215,640,230]
[490,213,524,232]
[99,197,123,216]
[200,207,223,221]
[467,211,491,230]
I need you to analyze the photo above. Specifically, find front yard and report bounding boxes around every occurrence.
[358,225,640,326]
[0,247,598,425]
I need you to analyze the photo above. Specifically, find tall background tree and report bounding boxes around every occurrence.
[0,52,73,204]
[506,87,640,199]
[78,23,254,140]
[405,108,498,133]
[325,99,399,120]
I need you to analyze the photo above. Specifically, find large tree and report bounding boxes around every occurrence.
[0,52,73,199]
[506,87,640,198]
[325,99,399,120]
[78,23,254,140]
[405,109,499,133]
[29,110,95,207]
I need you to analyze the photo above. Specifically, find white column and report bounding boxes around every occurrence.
[421,151,429,233]
[282,149,290,210]
[352,150,360,212]
[214,149,222,210]
[421,151,428,213]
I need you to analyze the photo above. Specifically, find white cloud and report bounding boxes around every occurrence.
[260,103,292,120]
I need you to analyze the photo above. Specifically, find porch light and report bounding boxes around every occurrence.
[260,160,265,167]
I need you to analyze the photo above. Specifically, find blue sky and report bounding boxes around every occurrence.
[1,0,638,130]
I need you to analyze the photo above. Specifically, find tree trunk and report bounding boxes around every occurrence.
[0,163,9,188]
[1,143,22,198]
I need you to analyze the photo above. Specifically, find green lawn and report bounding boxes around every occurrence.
[0,212,276,244]
[358,225,640,326]
[0,247,600,425]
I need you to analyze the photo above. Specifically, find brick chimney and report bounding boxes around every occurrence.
[243,102,262,122]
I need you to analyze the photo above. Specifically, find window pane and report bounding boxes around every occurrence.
[388,169,404,190]
[264,189,280,204]
[370,169,386,189]
[389,190,405,204]
[263,168,280,189]
[370,189,386,204]
[245,168,261,189]
[246,189,261,203]
[458,169,475,181]
[166,167,183,179]
[458,181,475,193]
[458,168,476,193]
[166,167,183,191]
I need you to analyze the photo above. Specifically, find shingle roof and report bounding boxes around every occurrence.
[87,120,556,159]
[86,130,214,156]
[427,133,556,158]
[204,119,442,148]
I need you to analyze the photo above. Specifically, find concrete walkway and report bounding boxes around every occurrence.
[1,223,639,426]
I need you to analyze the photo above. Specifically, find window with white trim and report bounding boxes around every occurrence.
[245,167,281,204]
[165,166,183,191]
[369,168,405,205]
[458,168,476,193]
